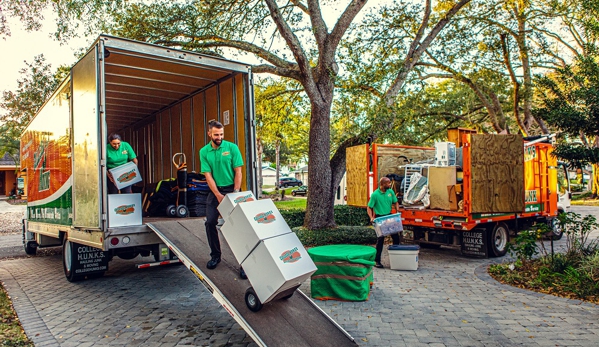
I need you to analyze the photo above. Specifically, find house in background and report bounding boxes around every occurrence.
[261,165,277,186]
[0,153,19,196]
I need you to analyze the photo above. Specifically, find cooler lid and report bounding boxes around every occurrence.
[388,244,420,251]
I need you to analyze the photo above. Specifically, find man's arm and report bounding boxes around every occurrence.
[394,201,400,213]
[367,206,375,222]
[205,172,225,202]
[233,166,242,192]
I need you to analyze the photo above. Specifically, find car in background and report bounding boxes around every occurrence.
[279,177,303,188]
[291,185,308,196]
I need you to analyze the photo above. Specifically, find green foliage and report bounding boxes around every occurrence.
[507,229,540,262]
[293,226,377,247]
[279,208,305,228]
[558,212,599,257]
[332,205,371,227]
[273,198,307,210]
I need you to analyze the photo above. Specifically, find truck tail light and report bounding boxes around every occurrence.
[110,237,119,246]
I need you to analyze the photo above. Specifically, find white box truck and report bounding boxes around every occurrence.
[20,35,258,281]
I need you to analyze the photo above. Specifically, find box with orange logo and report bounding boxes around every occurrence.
[241,231,317,304]
[220,199,292,264]
[217,190,257,217]
[108,193,142,227]
[109,161,142,190]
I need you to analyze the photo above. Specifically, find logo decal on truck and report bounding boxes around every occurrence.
[234,194,255,204]
[254,211,275,224]
[115,204,135,215]
[280,247,301,263]
[117,169,137,183]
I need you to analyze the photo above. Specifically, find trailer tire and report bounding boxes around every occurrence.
[488,223,509,257]
[63,239,83,282]
[245,287,263,312]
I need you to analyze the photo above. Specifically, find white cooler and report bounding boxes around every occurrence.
[388,244,420,270]
[108,193,142,227]
[220,199,292,263]
[109,161,142,189]
[217,190,257,217]
[241,232,317,304]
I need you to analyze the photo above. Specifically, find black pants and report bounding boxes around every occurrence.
[375,214,401,263]
[205,185,234,259]
[107,177,132,194]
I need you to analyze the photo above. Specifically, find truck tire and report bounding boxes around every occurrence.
[63,239,83,282]
[22,224,37,256]
[488,223,509,257]
[547,216,563,240]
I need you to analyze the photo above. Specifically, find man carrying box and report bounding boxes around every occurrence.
[199,120,247,279]
[367,177,401,268]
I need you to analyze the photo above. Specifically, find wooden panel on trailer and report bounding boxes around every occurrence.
[429,166,457,210]
[346,144,369,207]
[448,127,477,148]
[170,103,182,155]
[192,93,206,173]
[205,87,218,123]
[235,76,247,190]
[220,79,235,143]
[181,99,194,163]
[160,111,172,179]
[152,118,161,181]
[470,134,524,213]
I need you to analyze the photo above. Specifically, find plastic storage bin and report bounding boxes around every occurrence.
[373,213,403,237]
[388,244,420,270]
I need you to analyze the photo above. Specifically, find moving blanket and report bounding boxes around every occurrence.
[307,244,376,301]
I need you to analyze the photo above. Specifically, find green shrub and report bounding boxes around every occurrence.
[333,205,370,226]
[293,226,377,247]
[279,209,305,228]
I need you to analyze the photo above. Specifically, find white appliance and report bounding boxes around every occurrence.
[434,142,456,166]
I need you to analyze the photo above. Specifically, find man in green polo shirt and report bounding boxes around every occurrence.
[367,176,401,268]
[199,120,245,278]
[106,133,138,194]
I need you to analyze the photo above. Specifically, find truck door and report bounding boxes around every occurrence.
[71,44,103,229]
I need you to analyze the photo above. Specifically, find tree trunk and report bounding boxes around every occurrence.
[304,100,335,229]
[256,138,263,198]
[275,139,281,188]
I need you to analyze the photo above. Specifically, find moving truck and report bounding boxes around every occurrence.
[20,35,258,281]
[346,129,571,257]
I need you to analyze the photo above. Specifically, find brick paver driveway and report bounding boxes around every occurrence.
[1,206,598,346]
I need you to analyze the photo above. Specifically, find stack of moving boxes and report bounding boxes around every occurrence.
[218,192,317,305]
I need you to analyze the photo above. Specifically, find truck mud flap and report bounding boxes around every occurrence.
[147,219,357,347]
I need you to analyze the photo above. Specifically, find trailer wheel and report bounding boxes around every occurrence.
[547,216,563,240]
[176,205,189,218]
[488,223,509,257]
[245,287,263,312]
[63,239,82,282]
[281,292,294,300]
[22,224,37,256]
[166,205,177,217]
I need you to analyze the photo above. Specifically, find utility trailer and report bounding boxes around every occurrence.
[20,35,258,280]
[346,131,571,257]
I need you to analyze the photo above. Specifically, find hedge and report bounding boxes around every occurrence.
[293,226,377,247]
[279,205,370,228]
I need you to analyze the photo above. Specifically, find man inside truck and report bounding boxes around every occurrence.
[367,177,401,268]
[200,120,247,279]
[106,133,138,194]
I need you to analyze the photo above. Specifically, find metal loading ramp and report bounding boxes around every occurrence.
[147,219,358,347]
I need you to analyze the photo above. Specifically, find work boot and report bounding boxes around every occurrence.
[207,257,221,269]
[239,267,248,279]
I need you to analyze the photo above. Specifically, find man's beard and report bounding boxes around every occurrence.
[212,138,222,146]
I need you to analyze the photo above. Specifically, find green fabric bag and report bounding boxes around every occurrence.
[308,244,376,301]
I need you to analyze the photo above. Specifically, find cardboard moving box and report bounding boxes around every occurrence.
[108,193,142,227]
[109,161,142,189]
[217,190,257,217]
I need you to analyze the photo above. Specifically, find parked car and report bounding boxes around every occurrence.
[279,177,303,188]
[291,185,308,196]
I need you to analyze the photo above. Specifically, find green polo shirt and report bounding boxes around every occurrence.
[106,141,136,169]
[199,140,243,187]
[367,187,397,216]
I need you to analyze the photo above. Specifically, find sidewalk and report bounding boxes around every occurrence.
[0,198,26,213]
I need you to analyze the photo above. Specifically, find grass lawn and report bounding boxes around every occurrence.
[273,198,307,210]
[0,284,33,346]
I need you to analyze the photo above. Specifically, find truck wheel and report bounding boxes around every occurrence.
[488,223,509,257]
[63,239,82,282]
[547,217,563,240]
[176,205,189,218]
[166,205,177,217]
[22,225,37,256]
[245,287,263,312]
